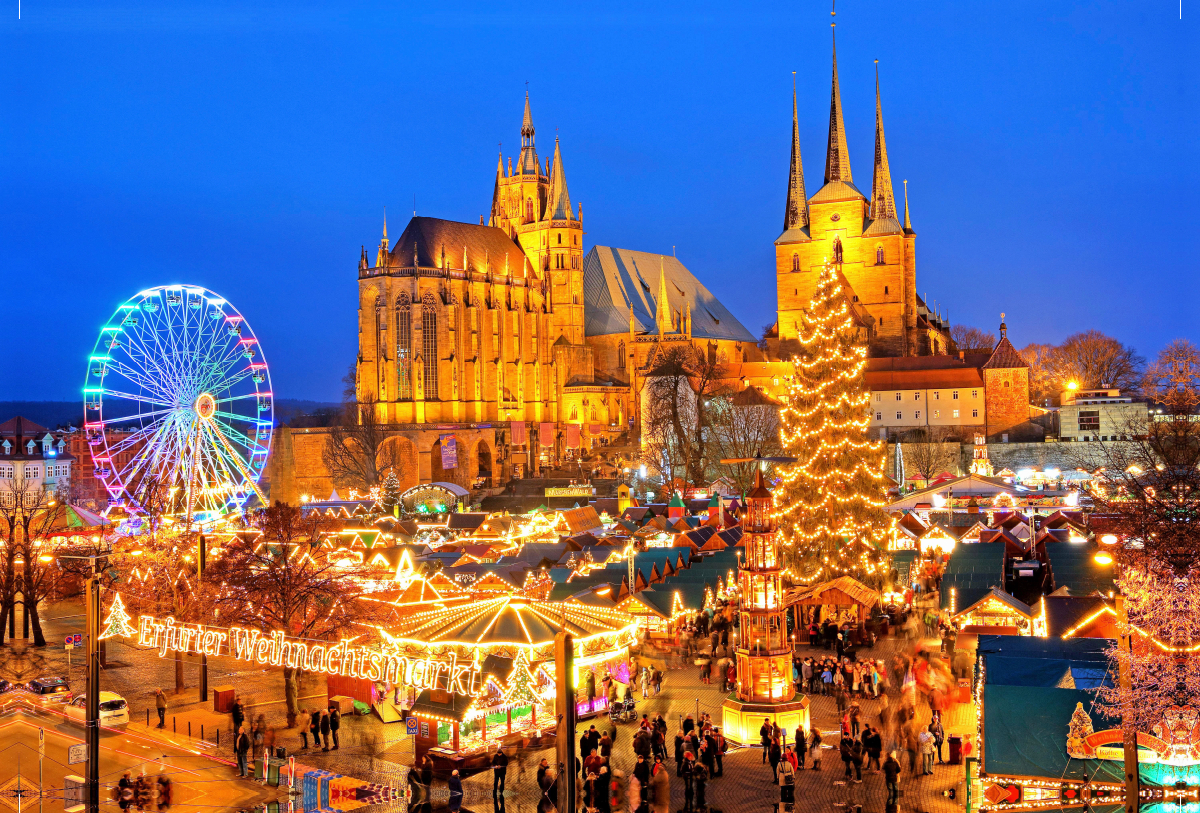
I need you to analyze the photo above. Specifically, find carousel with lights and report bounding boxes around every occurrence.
[362,577,639,774]
[721,468,810,744]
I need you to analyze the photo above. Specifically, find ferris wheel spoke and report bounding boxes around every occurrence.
[98,389,176,411]
[211,417,262,454]
[105,358,175,404]
[93,408,178,433]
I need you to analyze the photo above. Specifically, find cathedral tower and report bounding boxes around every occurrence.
[489,94,585,346]
[774,19,946,358]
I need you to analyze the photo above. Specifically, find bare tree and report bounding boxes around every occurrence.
[951,325,996,352]
[639,345,729,488]
[322,392,399,492]
[206,502,374,726]
[0,477,58,646]
[706,389,782,493]
[1047,330,1145,395]
[1021,342,1058,406]
[902,426,959,486]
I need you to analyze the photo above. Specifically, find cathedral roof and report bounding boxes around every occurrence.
[774,225,811,246]
[862,216,903,237]
[582,247,757,343]
[389,217,529,277]
[809,179,866,204]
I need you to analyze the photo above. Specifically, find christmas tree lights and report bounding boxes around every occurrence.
[774,264,890,584]
[99,593,137,640]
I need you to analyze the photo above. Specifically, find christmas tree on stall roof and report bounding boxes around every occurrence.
[774,263,889,585]
[99,593,137,640]
[503,649,540,708]
[380,470,401,517]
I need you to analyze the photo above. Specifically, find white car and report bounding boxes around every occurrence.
[63,692,130,727]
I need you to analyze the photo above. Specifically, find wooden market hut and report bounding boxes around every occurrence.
[787,576,881,645]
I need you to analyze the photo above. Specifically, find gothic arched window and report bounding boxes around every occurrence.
[791,253,799,272]
[422,292,438,400]
[525,198,533,222]
[617,341,625,364]
[396,293,412,400]
[875,245,885,264]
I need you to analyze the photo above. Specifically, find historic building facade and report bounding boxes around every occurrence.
[773,30,951,358]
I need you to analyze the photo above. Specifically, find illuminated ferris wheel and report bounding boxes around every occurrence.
[83,285,273,524]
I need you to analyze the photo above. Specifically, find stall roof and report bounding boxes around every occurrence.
[1046,541,1116,597]
[384,595,634,646]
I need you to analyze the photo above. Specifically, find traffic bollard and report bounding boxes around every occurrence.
[188,721,192,738]
[173,716,176,733]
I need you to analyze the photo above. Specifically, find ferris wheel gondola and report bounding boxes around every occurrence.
[83,285,273,525]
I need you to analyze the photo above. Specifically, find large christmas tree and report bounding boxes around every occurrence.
[379,470,401,517]
[774,264,890,585]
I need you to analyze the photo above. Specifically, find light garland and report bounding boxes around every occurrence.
[772,264,890,583]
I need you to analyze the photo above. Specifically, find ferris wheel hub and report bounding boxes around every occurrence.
[195,392,216,421]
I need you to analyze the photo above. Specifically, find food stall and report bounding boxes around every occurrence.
[787,576,881,646]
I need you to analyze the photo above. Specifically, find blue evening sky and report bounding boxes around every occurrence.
[2,1,1196,401]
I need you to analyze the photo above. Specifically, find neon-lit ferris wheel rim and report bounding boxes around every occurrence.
[83,285,273,523]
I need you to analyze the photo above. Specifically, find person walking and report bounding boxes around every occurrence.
[920,724,936,775]
[768,736,782,784]
[231,696,244,735]
[884,751,901,807]
[234,725,251,778]
[681,751,696,813]
[839,736,853,782]
[674,730,685,777]
[778,748,795,803]
[491,746,509,797]
[713,727,726,777]
[448,769,463,813]
[309,710,321,753]
[320,711,332,751]
[931,715,946,764]
[809,728,823,771]
[651,758,671,813]
[329,707,341,750]
[865,726,882,773]
[850,736,864,783]
[154,689,167,729]
[297,707,309,750]
[759,718,772,764]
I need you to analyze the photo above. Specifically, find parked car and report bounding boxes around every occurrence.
[63,692,130,727]
[26,677,73,702]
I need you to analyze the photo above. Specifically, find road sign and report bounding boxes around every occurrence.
[72,633,82,645]
[68,743,87,765]
[406,717,418,737]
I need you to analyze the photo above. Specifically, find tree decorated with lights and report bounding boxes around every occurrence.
[503,649,540,708]
[379,470,401,517]
[774,264,890,584]
[99,592,137,640]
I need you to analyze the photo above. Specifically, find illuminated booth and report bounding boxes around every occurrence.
[382,596,638,774]
[722,470,810,744]
[787,576,881,645]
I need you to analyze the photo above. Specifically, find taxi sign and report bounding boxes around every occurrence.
[406,717,418,736]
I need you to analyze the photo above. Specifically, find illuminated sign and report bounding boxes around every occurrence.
[545,486,593,497]
[127,614,483,695]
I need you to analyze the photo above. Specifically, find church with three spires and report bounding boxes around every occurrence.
[770,20,951,359]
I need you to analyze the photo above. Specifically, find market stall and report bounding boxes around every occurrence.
[787,576,881,645]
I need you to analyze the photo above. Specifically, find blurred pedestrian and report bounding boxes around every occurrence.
[154,689,166,728]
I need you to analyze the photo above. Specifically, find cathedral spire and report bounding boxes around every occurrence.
[375,211,389,267]
[870,61,898,222]
[517,92,539,176]
[545,137,573,221]
[656,258,674,335]
[783,72,809,231]
[489,149,504,228]
[824,11,852,184]
[903,179,913,232]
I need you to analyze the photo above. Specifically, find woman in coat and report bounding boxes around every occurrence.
[448,769,463,813]
[651,760,671,813]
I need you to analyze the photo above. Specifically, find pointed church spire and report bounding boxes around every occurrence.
[870,61,898,222]
[545,137,573,221]
[489,149,504,228]
[375,211,389,267]
[824,10,852,184]
[903,179,913,232]
[783,72,809,231]
[657,261,676,338]
[518,91,539,176]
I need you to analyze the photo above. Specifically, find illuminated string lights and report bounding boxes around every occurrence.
[774,264,890,584]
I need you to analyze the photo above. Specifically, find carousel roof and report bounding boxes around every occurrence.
[42,503,110,534]
[383,595,635,647]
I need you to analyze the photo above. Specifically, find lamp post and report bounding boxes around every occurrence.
[59,551,109,813]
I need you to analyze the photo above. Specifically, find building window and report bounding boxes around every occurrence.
[1078,411,1100,431]
[971,390,978,398]
[25,465,40,479]
[914,393,921,401]
[915,410,921,420]
[1004,380,1011,388]
[526,198,533,221]
[972,409,979,418]
[422,294,439,399]
[952,391,959,400]
[792,253,799,272]
[884,286,889,295]
[933,392,940,401]
[558,233,562,245]
[396,296,412,400]
[896,411,903,420]
[875,412,882,421]
[617,340,625,364]
[875,394,881,402]
[952,409,960,419]
[895,393,901,401]
[875,246,884,264]
[933,410,940,419]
